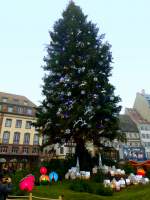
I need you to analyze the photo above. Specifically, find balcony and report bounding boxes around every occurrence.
[0,144,48,157]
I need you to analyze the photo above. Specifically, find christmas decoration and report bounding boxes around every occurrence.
[40,166,47,175]
[81,90,85,95]
[35,1,122,169]
[93,77,98,81]
[49,172,58,182]
[19,175,35,192]
[39,175,50,185]
[65,129,71,134]
[137,168,145,176]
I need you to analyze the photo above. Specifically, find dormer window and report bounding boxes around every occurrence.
[2,97,8,103]
[24,100,28,106]
[13,99,19,104]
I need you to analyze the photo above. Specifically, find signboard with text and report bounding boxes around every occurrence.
[123,147,146,161]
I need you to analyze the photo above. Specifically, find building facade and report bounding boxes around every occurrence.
[118,114,144,160]
[133,90,150,122]
[125,108,150,159]
[0,92,46,169]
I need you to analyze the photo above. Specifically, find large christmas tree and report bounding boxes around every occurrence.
[36,1,122,158]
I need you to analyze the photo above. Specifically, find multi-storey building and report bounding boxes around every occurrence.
[119,114,141,147]
[133,90,150,122]
[0,92,46,169]
[118,114,145,161]
[125,108,150,159]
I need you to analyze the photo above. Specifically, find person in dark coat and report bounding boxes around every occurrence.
[0,174,13,200]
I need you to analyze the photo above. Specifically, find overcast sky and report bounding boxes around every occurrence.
[0,0,150,113]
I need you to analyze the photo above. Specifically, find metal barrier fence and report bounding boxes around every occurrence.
[7,193,64,200]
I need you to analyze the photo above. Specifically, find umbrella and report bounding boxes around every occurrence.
[0,158,6,163]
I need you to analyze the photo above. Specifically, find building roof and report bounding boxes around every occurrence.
[137,90,150,106]
[119,114,139,133]
[0,92,36,108]
[125,108,150,125]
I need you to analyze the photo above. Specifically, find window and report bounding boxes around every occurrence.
[16,106,23,114]
[24,101,28,106]
[2,131,10,144]
[134,133,138,138]
[25,121,32,129]
[60,147,64,154]
[13,99,19,104]
[146,134,149,139]
[27,108,32,115]
[23,147,29,154]
[8,106,13,112]
[12,147,19,153]
[32,147,39,153]
[42,135,49,144]
[126,133,129,138]
[23,133,30,144]
[2,97,8,103]
[135,142,138,147]
[33,134,39,145]
[15,120,22,128]
[13,132,20,144]
[144,142,148,147]
[5,119,12,127]
[129,142,132,146]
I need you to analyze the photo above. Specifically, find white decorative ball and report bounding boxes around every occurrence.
[81,67,85,72]
[60,77,64,82]
[81,90,85,95]
[93,77,98,81]
[65,129,71,134]
[67,92,71,96]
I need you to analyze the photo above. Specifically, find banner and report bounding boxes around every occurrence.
[123,147,146,161]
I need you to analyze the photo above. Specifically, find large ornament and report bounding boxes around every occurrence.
[81,67,85,72]
[93,77,98,81]
[40,166,47,175]
[60,77,64,83]
[137,168,145,176]
[39,175,50,185]
[110,96,114,101]
[81,90,85,95]
[67,92,71,96]
[93,94,98,99]
[49,172,58,182]
[65,129,71,134]
[19,174,35,192]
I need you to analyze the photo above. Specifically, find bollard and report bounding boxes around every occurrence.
[29,193,32,200]
[59,195,64,200]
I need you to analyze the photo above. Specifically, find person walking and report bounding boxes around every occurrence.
[0,174,13,200]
